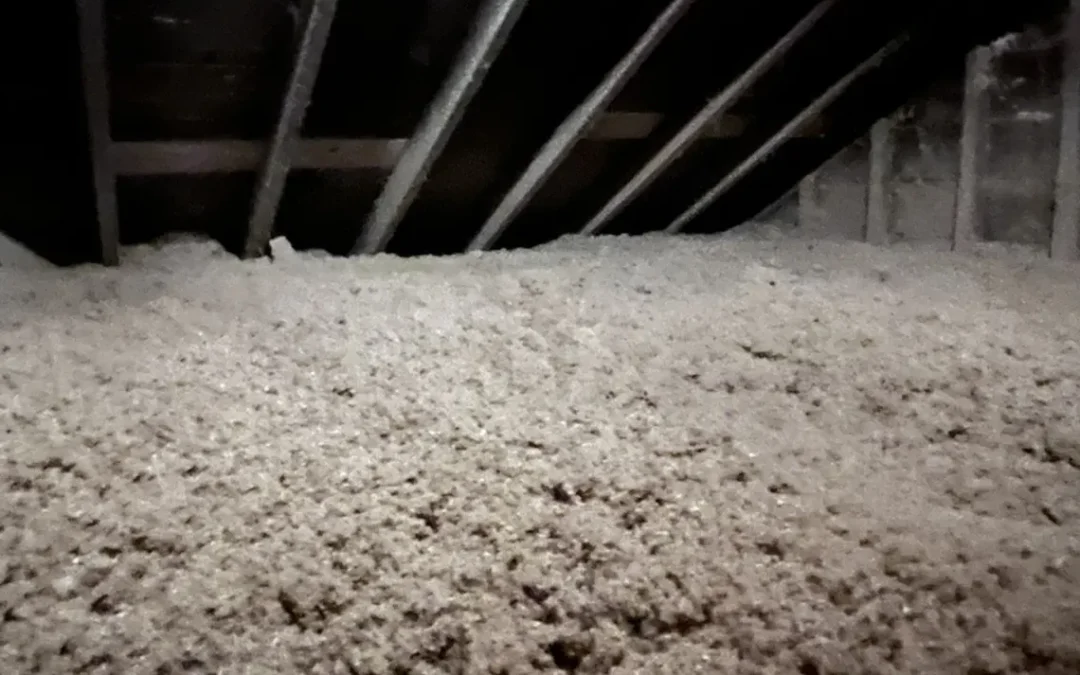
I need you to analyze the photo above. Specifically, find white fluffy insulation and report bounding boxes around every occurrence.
[1,230,1079,675]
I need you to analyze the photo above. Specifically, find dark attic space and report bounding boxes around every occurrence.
[0,0,1067,264]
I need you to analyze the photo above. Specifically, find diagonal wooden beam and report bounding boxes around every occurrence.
[244,0,341,259]
[579,0,838,237]
[75,0,120,266]
[352,0,531,255]
[467,0,698,252]
[665,37,908,234]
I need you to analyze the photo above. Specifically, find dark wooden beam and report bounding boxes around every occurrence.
[112,139,407,175]
[75,0,120,266]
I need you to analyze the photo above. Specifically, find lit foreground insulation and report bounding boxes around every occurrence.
[1,228,1078,674]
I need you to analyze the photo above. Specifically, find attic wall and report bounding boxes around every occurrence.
[758,17,1075,257]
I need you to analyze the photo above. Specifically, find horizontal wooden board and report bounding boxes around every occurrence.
[107,113,814,176]
[112,139,408,175]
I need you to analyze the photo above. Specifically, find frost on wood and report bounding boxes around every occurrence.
[0,233,1078,674]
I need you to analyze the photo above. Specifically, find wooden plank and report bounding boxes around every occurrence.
[1052,0,1080,261]
[865,115,894,245]
[75,0,120,266]
[108,111,815,178]
[112,139,407,175]
[245,0,341,259]
[114,140,265,175]
[580,0,838,237]
[354,0,531,255]
[953,47,991,253]
[666,37,908,234]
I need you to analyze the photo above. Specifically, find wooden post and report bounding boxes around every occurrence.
[1052,0,1080,261]
[75,0,120,266]
[953,46,991,253]
[798,171,818,230]
[865,116,894,245]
